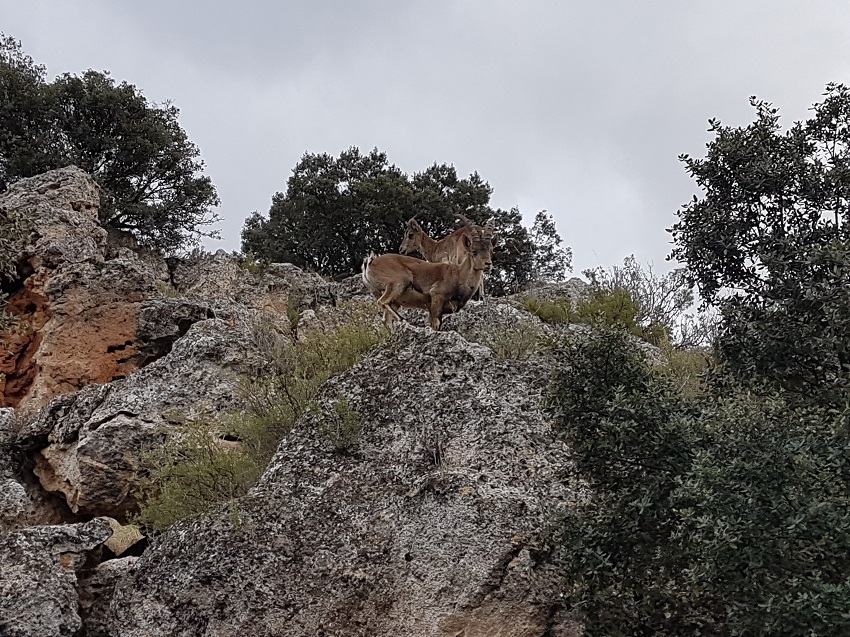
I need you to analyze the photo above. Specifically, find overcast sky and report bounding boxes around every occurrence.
[4,1,850,274]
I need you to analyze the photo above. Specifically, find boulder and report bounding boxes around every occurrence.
[105,326,580,636]
[17,318,268,517]
[78,556,139,637]
[0,518,112,637]
[0,167,164,413]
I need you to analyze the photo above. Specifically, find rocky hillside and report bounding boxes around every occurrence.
[1,167,587,636]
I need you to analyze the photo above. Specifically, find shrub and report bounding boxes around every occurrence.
[520,296,574,324]
[134,419,261,532]
[134,306,384,530]
[545,326,850,635]
[316,399,363,453]
[583,255,694,336]
[521,288,668,344]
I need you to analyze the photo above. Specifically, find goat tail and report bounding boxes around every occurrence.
[361,252,378,287]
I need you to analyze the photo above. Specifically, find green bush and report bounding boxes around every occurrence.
[520,296,574,324]
[134,306,384,530]
[545,327,850,636]
[521,288,668,344]
[134,420,261,532]
[316,399,363,453]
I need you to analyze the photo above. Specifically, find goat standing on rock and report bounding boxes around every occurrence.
[399,215,494,300]
[362,226,494,331]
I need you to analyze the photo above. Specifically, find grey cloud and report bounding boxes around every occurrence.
[4,0,850,272]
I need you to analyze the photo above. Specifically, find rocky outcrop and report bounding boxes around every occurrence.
[78,556,138,637]
[14,318,269,517]
[169,250,336,315]
[0,167,164,412]
[0,167,339,519]
[0,518,113,637]
[104,327,581,636]
[1,167,594,635]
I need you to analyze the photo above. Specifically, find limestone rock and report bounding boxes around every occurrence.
[0,517,112,637]
[135,298,216,365]
[106,327,580,636]
[513,277,590,302]
[78,556,139,637]
[0,167,165,413]
[0,477,27,524]
[102,518,145,557]
[19,318,267,516]
[170,250,334,313]
[0,165,105,271]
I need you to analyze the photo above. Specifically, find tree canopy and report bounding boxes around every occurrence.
[670,82,850,404]
[545,83,850,635]
[242,147,571,291]
[0,34,220,252]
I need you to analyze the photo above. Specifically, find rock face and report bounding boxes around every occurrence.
[1,167,343,520]
[1,167,595,635]
[0,167,163,412]
[0,518,113,637]
[15,318,269,517]
[105,327,580,636]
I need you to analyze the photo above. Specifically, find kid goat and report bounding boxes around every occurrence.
[362,226,494,331]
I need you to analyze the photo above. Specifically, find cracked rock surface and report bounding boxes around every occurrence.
[0,518,112,637]
[105,327,580,636]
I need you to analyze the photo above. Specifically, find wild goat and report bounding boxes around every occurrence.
[398,215,495,299]
[362,226,494,331]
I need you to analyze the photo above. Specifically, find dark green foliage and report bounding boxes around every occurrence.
[0,34,220,251]
[670,83,850,404]
[546,328,850,636]
[486,205,539,295]
[241,146,569,291]
[530,209,573,283]
[547,84,850,635]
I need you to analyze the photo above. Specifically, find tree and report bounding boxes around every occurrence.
[670,83,850,404]
[0,34,220,251]
[242,147,569,290]
[529,210,572,283]
[243,147,415,277]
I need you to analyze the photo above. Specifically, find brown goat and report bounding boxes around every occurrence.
[362,228,494,331]
[398,217,495,300]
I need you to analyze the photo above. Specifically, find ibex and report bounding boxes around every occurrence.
[362,226,494,331]
[399,215,495,300]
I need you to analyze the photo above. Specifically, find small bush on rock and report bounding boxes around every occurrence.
[134,420,261,532]
[522,288,668,344]
[134,307,384,530]
[316,399,363,453]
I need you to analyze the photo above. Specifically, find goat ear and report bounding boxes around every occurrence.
[462,233,472,249]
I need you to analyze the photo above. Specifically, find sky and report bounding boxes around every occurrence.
[4,0,850,275]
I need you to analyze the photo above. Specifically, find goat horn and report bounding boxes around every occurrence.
[455,212,474,226]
